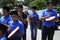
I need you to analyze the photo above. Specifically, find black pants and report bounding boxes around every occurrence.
[22,27,26,40]
[42,26,55,40]
[8,36,21,40]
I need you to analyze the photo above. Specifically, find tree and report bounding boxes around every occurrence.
[0,0,18,8]
[29,0,47,10]
[23,0,34,5]
[52,0,60,5]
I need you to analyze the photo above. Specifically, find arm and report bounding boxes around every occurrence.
[7,25,10,32]
[28,15,32,22]
[8,27,20,38]
[50,10,58,22]
[40,12,50,20]
[51,18,57,22]
[20,13,27,24]
[4,24,10,32]
[35,14,40,22]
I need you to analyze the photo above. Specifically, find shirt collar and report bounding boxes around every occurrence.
[46,8,53,12]
[13,20,19,25]
[4,15,10,19]
[32,11,36,13]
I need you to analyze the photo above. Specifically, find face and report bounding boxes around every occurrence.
[3,10,9,16]
[17,7,23,12]
[11,15,18,22]
[47,3,53,10]
[32,9,36,12]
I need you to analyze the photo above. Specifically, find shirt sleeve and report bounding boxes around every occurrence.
[42,11,45,17]
[7,21,10,25]
[29,14,32,19]
[36,14,39,20]
[0,16,4,24]
[19,22,24,34]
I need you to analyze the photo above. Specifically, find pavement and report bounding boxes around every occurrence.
[26,21,60,40]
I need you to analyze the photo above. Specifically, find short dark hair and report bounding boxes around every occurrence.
[32,6,37,10]
[3,6,10,12]
[17,5,23,8]
[10,11,18,16]
[46,1,53,5]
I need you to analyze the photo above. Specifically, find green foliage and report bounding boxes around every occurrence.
[29,0,46,10]
[54,6,60,13]
[52,0,60,5]
[23,0,34,5]
[0,0,17,8]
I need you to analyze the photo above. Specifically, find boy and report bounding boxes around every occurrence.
[29,6,39,40]
[8,11,24,40]
[0,6,12,24]
[16,5,28,40]
[0,23,8,40]
[0,6,12,39]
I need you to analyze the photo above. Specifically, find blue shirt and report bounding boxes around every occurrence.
[8,20,24,34]
[29,12,39,25]
[0,35,6,40]
[29,12,39,20]
[0,15,12,24]
[42,9,57,27]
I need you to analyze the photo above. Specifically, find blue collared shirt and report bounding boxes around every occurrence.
[8,20,24,34]
[42,9,57,27]
[0,35,6,40]
[29,12,39,20]
[29,12,39,25]
[0,15,12,24]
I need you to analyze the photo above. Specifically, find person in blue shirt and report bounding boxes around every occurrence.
[29,6,39,40]
[8,11,24,40]
[0,23,8,40]
[41,2,57,40]
[0,6,12,24]
[0,6,12,40]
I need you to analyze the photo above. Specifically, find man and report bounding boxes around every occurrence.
[8,11,24,40]
[29,6,39,40]
[16,5,28,40]
[41,2,57,40]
